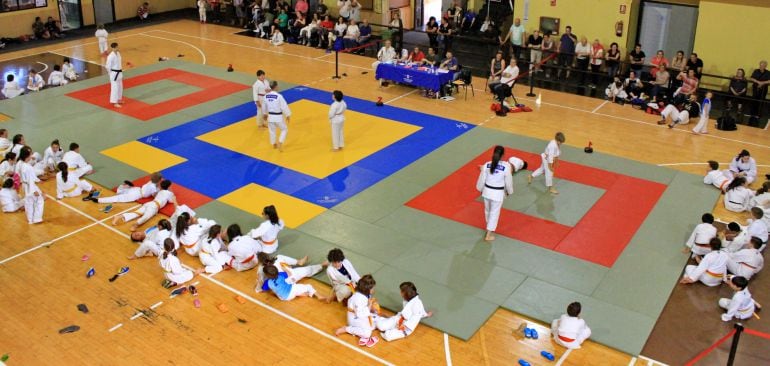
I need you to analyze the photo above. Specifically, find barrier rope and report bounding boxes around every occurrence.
[744,327,770,341]
[339,41,378,53]
[504,52,558,87]
[684,328,737,366]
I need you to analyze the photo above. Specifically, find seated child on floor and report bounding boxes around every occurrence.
[375,281,432,341]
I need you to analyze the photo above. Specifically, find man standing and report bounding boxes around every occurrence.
[501,17,525,60]
[263,81,291,151]
[557,25,576,79]
[749,60,769,119]
[106,42,124,108]
[252,70,271,128]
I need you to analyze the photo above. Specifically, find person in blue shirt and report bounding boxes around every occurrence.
[557,25,577,79]
[264,264,328,301]
[358,19,372,44]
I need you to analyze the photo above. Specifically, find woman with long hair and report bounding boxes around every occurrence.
[725,150,757,184]
[198,225,233,274]
[476,145,514,241]
[335,274,380,347]
[55,162,97,200]
[724,177,754,212]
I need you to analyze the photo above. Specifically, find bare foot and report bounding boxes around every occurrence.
[681,247,691,254]
[278,143,283,152]
[112,216,121,226]
[324,297,333,304]
[272,144,277,149]
[527,174,532,185]
[127,255,137,260]
[316,294,329,302]
[321,260,329,267]
[113,104,122,108]
[129,224,139,232]
[194,268,205,275]
[484,232,495,241]
[331,148,340,152]
[548,188,559,195]
[297,255,309,266]
[334,327,347,336]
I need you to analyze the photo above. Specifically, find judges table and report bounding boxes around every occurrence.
[375,62,455,93]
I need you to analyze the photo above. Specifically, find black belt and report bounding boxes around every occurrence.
[111,69,122,81]
[728,200,742,205]
[268,112,282,115]
[484,184,504,190]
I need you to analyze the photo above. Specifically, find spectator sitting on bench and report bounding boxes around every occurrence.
[137,2,150,20]
[32,17,50,40]
[45,16,63,38]
[493,58,519,106]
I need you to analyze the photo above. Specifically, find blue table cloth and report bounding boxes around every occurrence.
[375,63,455,92]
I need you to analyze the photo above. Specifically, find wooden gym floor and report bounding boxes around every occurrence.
[0,20,768,365]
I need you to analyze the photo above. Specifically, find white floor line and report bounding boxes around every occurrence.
[555,348,572,366]
[638,355,669,366]
[0,34,142,63]
[478,115,496,126]
[139,33,207,65]
[130,312,143,320]
[53,194,394,365]
[35,61,49,73]
[657,162,770,167]
[591,100,609,114]
[443,333,453,366]
[48,50,103,67]
[108,323,123,332]
[0,203,138,265]
[384,89,418,105]
[315,52,334,59]
[629,356,638,366]
[145,29,370,71]
[150,301,163,310]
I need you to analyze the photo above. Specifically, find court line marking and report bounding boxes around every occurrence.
[108,323,123,332]
[591,100,609,114]
[0,202,139,265]
[555,348,572,366]
[52,193,395,365]
[444,333,453,366]
[48,51,103,67]
[638,355,669,366]
[0,33,144,63]
[150,301,163,309]
[384,89,418,105]
[657,162,770,168]
[140,33,207,65]
[629,356,638,366]
[315,52,335,59]
[35,61,48,73]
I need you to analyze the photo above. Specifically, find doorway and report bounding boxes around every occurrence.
[637,1,698,63]
[93,0,115,25]
[58,0,82,30]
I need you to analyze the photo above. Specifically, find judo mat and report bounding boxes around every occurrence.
[0,52,105,101]
[0,60,720,355]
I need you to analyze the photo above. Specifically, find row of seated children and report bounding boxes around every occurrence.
[701,150,770,216]
[1,59,79,99]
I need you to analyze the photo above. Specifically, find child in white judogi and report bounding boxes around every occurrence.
[199,225,232,274]
[376,282,432,341]
[47,65,67,87]
[325,248,361,303]
[719,276,756,322]
[2,74,24,99]
[703,160,731,192]
[725,150,757,184]
[197,0,207,23]
[335,275,380,347]
[18,147,43,224]
[95,25,109,54]
[128,219,172,259]
[62,143,93,177]
[96,173,162,204]
[724,177,754,213]
[476,145,513,242]
[507,156,529,173]
[0,178,23,213]
[328,90,347,151]
[55,162,95,199]
[692,92,712,134]
[723,222,750,253]
[751,182,770,209]
[226,224,260,271]
[42,140,63,172]
[552,302,591,349]
[727,237,764,281]
[113,180,174,231]
[270,27,285,45]
[159,238,202,285]
[747,207,768,249]
[263,264,327,301]
[684,213,717,259]
[252,70,270,127]
[530,132,565,195]
[106,43,124,108]
[255,252,324,292]
[680,238,728,287]
[0,153,15,178]
[173,210,216,257]
[248,204,284,254]
[0,129,11,157]
[263,81,291,151]
[26,70,44,92]
[62,58,77,81]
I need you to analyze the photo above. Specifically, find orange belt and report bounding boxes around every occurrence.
[261,238,277,245]
[558,335,576,343]
[346,282,355,293]
[397,315,407,331]
[347,308,374,327]
[230,254,256,267]
[181,240,197,249]
[706,270,723,278]
[719,180,729,191]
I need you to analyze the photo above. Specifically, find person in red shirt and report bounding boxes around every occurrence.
[317,15,335,49]
[294,0,308,16]
[675,69,699,101]
[408,46,425,63]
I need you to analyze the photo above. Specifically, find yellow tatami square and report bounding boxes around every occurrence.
[218,183,326,228]
[197,99,421,178]
[101,141,187,173]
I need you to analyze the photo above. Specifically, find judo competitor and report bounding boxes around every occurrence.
[255,252,324,293]
[719,276,756,322]
[42,140,64,172]
[725,150,758,184]
[55,162,96,200]
[47,65,67,87]
[335,274,380,347]
[61,143,93,177]
[375,282,432,341]
[225,224,260,272]
[703,160,731,192]
[0,129,10,157]
[173,210,217,257]
[197,0,207,23]
[26,69,44,92]
[198,225,233,274]
[248,205,284,254]
[680,238,728,287]
[724,177,754,213]
[0,178,23,213]
[723,222,751,253]
[551,302,592,349]
[0,153,15,178]
[692,91,713,134]
[94,25,109,54]
[252,70,271,128]
[263,264,327,301]
[746,207,768,249]
[2,74,24,99]
[529,132,565,195]
[507,156,529,173]
[684,213,717,259]
[159,238,203,286]
[112,180,174,231]
[62,58,77,81]
[328,90,347,151]
[128,219,173,259]
[325,248,361,304]
[658,94,699,128]
[95,172,162,204]
[106,43,124,108]
[476,145,513,242]
[263,81,291,151]
[727,237,764,281]
[18,147,44,224]
[9,135,45,178]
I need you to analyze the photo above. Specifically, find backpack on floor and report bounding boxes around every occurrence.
[717,115,737,131]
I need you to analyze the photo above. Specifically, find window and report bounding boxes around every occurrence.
[0,0,48,13]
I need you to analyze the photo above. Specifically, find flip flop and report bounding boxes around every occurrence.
[193,299,201,308]
[188,285,198,296]
[524,327,532,338]
[530,328,539,339]
[161,279,176,289]
[518,360,531,366]
[77,304,89,314]
[103,205,113,213]
[234,295,246,304]
[91,190,100,198]
[108,266,129,282]
[81,254,90,261]
[86,267,95,278]
[170,287,188,297]
[217,303,229,313]
[58,325,80,334]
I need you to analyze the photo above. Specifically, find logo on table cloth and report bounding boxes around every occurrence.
[403,74,414,84]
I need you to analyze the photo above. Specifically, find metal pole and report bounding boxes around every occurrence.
[332,51,341,79]
[526,70,536,97]
[726,323,744,366]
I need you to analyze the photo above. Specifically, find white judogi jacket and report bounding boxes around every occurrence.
[393,295,429,334]
[722,288,755,321]
[19,161,41,198]
[263,91,291,123]
[55,171,90,199]
[724,187,754,212]
[685,223,717,256]
[554,315,591,349]
[145,226,171,252]
[106,50,123,82]
[252,78,271,109]
[543,139,561,165]
[0,160,14,177]
[477,161,513,202]
[0,137,11,156]
[704,170,730,191]
[328,100,347,124]
[728,248,763,279]
[42,146,63,170]
[0,188,22,212]
[227,235,260,267]
[347,292,375,330]
[747,219,768,245]
[750,192,770,209]
[248,219,284,254]
[62,151,89,173]
[728,157,757,183]
[508,157,525,172]
[141,181,159,198]
[47,71,67,86]
[688,250,729,286]
[62,62,77,80]
[724,229,750,253]
[326,258,360,299]
[176,218,217,256]
[151,189,175,210]
[1,80,24,98]
[27,74,44,91]
[159,254,192,284]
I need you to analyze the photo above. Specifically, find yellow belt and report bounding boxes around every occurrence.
[706,271,723,278]
[63,184,78,193]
